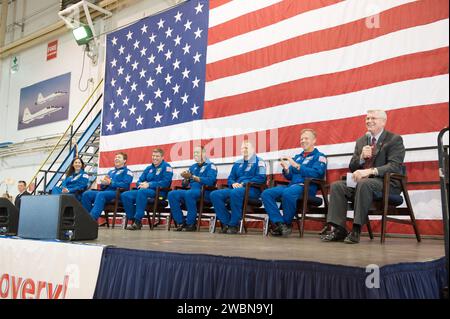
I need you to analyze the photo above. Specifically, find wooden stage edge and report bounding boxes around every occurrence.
[86,227,446,268]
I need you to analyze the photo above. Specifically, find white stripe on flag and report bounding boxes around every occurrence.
[205,19,449,100]
[209,0,283,28]
[207,0,417,63]
[99,75,449,151]
[99,131,446,175]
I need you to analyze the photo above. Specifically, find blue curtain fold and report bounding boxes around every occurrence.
[93,247,447,299]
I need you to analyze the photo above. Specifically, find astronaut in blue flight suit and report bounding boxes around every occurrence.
[261,129,327,236]
[81,152,133,221]
[210,140,267,234]
[168,146,218,231]
[121,148,173,230]
[52,157,89,201]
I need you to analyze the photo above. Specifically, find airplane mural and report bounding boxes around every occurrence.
[35,91,67,105]
[18,73,71,130]
[20,106,64,124]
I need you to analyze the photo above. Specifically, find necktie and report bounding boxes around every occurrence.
[363,137,377,168]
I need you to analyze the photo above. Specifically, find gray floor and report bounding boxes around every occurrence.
[85,226,446,268]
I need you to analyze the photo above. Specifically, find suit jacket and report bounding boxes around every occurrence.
[349,130,405,191]
[14,191,31,210]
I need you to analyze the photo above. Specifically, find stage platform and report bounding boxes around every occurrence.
[88,226,447,299]
[91,227,445,268]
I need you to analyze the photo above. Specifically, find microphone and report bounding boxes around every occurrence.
[365,132,372,146]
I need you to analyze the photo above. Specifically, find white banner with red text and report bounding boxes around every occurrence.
[0,237,104,299]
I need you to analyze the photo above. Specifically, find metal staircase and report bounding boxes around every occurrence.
[29,80,104,195]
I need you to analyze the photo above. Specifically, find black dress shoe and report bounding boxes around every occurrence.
[226,226,239,234]
[182,224,197,232]
[281,223,292,237]
[220,224,229,234]
[126,221,142,230]
[321,229,347,242]
[344,231,360,244]
[269,222,283,236]
[175,223,185,231]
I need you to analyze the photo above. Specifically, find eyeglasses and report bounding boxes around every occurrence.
[366,117,383,121]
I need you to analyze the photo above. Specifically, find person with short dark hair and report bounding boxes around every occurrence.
[81,152,133,221]
[52,157,89,200]
[168,146,217,231]
[15,180,30,210]
[121,148,173,230]
[261,129,327,237]
[210,140,267,234]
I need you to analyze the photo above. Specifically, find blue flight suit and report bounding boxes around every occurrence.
[121,160,173,223]
[210,154,267,227]
[168,159,218,226]
[81,166,133,220]
[52,169,90,200]
[261,148,327,224]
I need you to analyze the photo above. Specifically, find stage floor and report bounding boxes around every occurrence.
[87,226,445,268]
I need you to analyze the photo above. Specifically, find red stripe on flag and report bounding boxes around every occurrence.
[208,0,343,46]
[207,0,449,81]
[209,0,234,10]
[99,103,448,166]
[204,47,449,119]
[278,103,449,149]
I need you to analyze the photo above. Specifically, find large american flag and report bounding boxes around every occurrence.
[99,0,449,235]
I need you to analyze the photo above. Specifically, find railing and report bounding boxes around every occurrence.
[437,127,449,290]
[29,79,104,194]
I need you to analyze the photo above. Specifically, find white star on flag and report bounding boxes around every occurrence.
[194,27,203,39]
[174,11,183,22]
[126,31,133,40]
[182,68,190,78]
[146,77,155,87]
[154,88,163,99]
[192,77,200,88]
[157,19,165,29]
[193,52,202,63]
[128,105,136,115]
[184,20,192,31]
[194,2,203,14]
[191,104,199,115]
[165,27,173,38]
[102,0,207,139]
[154,113,162,123]
[164,97,172,109]
[181,93,189,104]
[145,100,153,111]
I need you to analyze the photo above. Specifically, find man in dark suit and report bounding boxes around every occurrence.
[14,180,31,210]
[322,109,405,244]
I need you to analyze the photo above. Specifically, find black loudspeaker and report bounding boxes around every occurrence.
[0,198,19,235]
[18,194,98,241]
